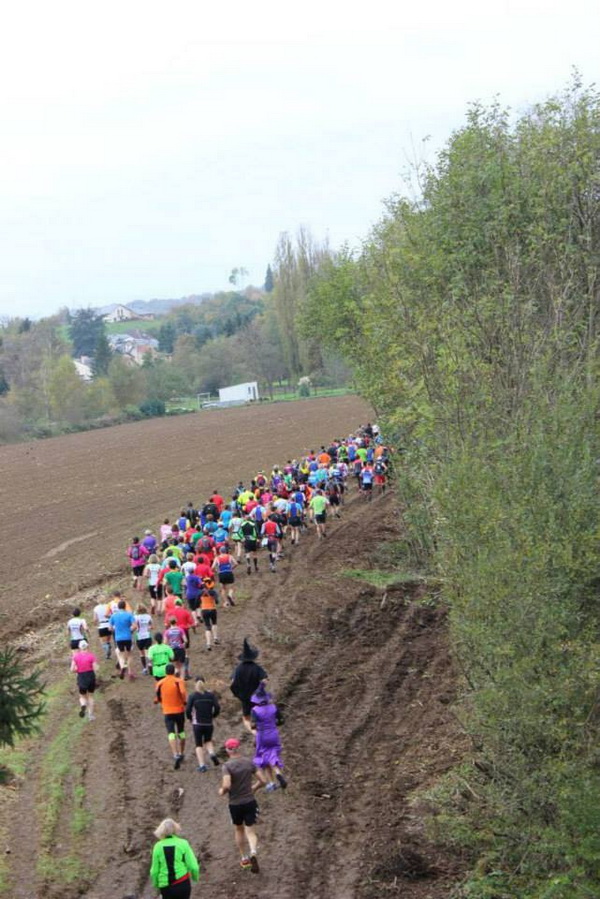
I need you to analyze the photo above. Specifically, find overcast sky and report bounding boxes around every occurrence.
[0,0,598,319]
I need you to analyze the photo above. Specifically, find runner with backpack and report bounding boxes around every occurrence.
[127,537,149,590]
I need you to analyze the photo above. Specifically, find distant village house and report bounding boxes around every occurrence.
[103,304,155,323]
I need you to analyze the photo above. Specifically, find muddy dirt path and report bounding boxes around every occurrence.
[5,488,467,899]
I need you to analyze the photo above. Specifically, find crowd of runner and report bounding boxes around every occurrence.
[67,423,390,894]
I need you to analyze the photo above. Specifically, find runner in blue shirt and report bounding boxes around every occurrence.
[109,600,138,680]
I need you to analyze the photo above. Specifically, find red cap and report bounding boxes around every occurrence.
[224,738,240,750]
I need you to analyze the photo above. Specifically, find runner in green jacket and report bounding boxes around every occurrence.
[150,818,199,897]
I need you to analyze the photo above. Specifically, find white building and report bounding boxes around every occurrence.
[218,381,259,404]
[103,304,154,323]
[73,357,93,382]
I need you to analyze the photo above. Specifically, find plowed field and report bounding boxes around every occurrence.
[0,395,370,629]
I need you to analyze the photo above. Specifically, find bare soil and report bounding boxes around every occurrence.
[0,396,469,898]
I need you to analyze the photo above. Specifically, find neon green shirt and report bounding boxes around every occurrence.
[150,835,200,888]
[147,644,174,679]
[310,495,328,515]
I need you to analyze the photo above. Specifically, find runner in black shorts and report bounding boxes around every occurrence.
[165,712,185,736]
[219,738,266,873]
[186,677,220,772]
[239,516,259,575]
[200,586,219,651]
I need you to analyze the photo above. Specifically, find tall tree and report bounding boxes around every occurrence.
[48,355,86,422]
[264,264,274,293]
[69,309,107,358]
[303,78,600,896]
[0,647,45,755]
[228,266,249,287]
[93,332,112,376]
[107,356,145,408]
[157,321,177,354]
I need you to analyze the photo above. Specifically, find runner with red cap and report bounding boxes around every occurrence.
[218,737,266,873]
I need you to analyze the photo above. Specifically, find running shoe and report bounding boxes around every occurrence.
[87,714,95,721]
[174,755,183,770]
[210,754,219,767]
[250,853,260,874]
[213,638,220,645]
[119,667,126,680]
[79,707,86,718]
[240,857,252,870]
[265,782,278,793]
[197,765,208,773]
[276,773,288,789]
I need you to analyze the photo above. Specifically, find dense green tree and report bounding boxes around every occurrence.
[0,647,45,756]
[93,332,112,376]
[0,365,8,396]
[304,78,600,897]
[157,321,177,354]
[107,356,145,407]
[48,355,86,422]
[264,264,274,293]
[144,358,186,402]
[69,309,106,358]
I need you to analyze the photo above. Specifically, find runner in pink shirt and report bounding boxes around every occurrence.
[70,640,99,721]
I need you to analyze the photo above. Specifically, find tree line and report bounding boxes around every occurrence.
[0,254,350,442]
[303,76,600,898]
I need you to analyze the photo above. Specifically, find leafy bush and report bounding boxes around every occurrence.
[303,77,600,894]
[139,398,166,417]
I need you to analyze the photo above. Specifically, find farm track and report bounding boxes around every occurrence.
[0,397,468,898]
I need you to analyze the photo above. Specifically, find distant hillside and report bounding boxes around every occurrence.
[97,294,212,317]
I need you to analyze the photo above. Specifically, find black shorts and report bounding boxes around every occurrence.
[148,585,158,599]
[229,799,259,827]
[193,724,214,746]
[77,671,96,694]
[98,627,111,639]
[201,609,217,629]
[116,640,133,652]
[315,512,327,524]
[244,539,258,553]
[329,494,340,506]
[218,572,234,585]
[164,713,185,734]
[240,697,253,717]
[159,878,191,899]
[171,647,186,663]
[289,517,302,528]
[137,638,152,651]
[362,482,373,491]
[70,639,85,651]
[132,564,145,576]
[187,595,200,611]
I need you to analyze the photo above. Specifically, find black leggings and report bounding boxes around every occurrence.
[160,879,191,899]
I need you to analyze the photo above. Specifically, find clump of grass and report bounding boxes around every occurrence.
[34,679,94,889]
[343,568,424,589]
